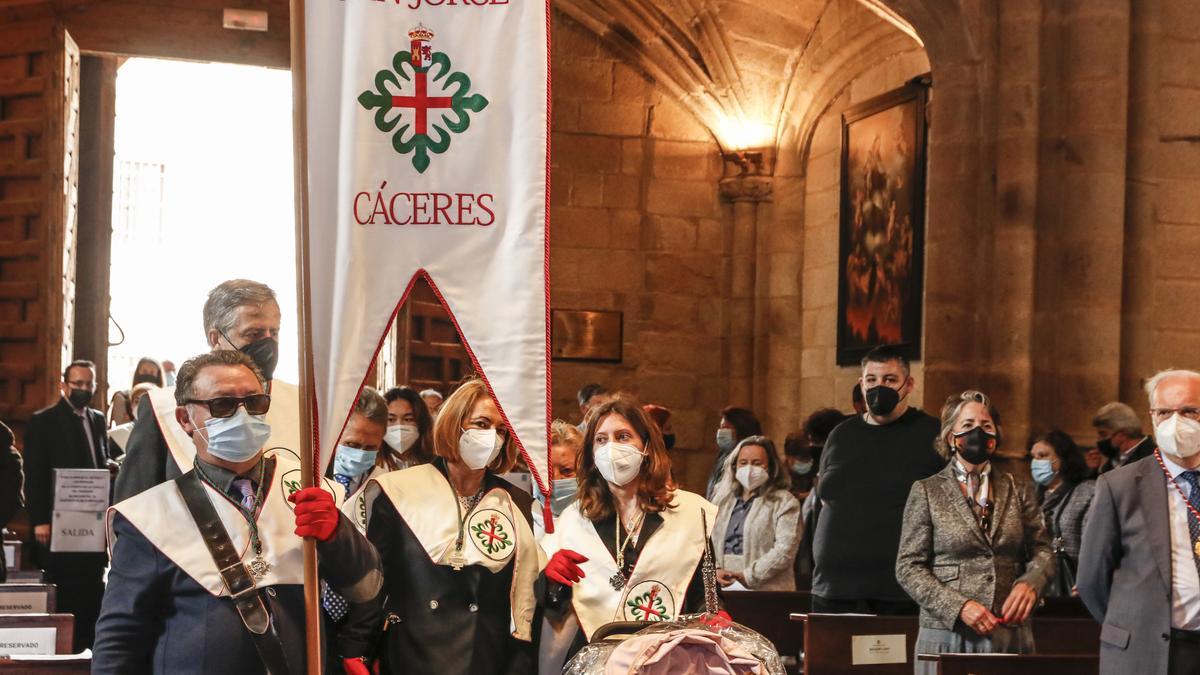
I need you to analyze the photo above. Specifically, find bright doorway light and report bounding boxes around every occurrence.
[108,58,297,398]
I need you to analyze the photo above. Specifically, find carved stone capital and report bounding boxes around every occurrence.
[719,175,774,203]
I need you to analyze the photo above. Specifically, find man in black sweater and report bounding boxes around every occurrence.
[811,344,944,614]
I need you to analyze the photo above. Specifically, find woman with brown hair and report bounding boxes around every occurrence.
[537,394,717,666]
[359,379,539,675]
[380,385,435,470]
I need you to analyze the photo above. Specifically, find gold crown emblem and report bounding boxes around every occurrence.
[408,25,434,41]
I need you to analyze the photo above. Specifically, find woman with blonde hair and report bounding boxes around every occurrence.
[360,379,539,674]
[895,390,1053,673]
[711,435,800,591]
[537,394,717,663]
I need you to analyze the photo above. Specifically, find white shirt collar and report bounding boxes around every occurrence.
[1160,450,1189,479]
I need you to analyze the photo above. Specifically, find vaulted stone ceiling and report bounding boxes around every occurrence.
[554,0,926,154]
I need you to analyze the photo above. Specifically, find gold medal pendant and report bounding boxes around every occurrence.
[448,549,468,571]
[1193,540,1200,559]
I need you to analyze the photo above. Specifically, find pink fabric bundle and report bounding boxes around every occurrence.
[603,628,762,675]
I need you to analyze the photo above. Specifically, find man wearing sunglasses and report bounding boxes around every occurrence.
[115,279,301,502]
[93,350,382,674]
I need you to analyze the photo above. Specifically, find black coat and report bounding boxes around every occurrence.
[365,463,535,675]
[23,397,115,525]
[113,395,180,503]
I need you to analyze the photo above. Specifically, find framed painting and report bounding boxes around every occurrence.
[551,309,623,362]
[836,78,929,366]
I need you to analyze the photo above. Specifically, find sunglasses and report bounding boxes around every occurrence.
[186,394,271,418]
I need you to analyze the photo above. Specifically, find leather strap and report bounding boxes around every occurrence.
[176,470,293,675]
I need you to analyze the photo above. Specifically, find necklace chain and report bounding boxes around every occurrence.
[1155,450,1200,523]
[614,510,645,577]
[194,458,267,555]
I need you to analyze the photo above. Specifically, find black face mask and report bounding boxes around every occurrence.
[865,385,902,417]
[222,328,280,381]
[662,433,676,450]
[132,372,160,387]
[67,388,93,409]
[954,427,999,464]
[1096,437,1118,459]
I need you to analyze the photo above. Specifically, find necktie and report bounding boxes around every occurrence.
[231,478,256,513]
[322,581,349,622]
[333,473,354,501]
[1177,471,1200,570]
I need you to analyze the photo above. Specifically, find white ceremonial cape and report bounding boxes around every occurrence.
[147,381,300,475]
[539,490,716,640]
[107,450,334,597]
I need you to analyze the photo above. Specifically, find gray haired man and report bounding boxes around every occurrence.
[114,279,299,502]
[1093,401,1156,473]
[1079,369,1200,674]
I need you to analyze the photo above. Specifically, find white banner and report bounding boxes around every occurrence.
[303,0,551,499]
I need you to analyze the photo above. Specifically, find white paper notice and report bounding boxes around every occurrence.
[850,634,907,665]
[49,511,105,553]
[3,543,15,570]
[0,627,56,655]
[52,469,110,512]
[0,591,49,613]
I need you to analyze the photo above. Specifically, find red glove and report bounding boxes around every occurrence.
[289,487,339,542]
[545,549,588,586]
[342,658,371,675]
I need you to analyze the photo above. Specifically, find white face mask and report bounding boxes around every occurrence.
[735,464,769,492]
[594,442,646,486]
[1156,414,1200,459]
[458,427,503,470]
[384,424,419,454]
[190,406,270,464]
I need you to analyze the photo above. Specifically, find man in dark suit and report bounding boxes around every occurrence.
[1079,369,1200,675]
[1093,401,1156,473]
[23,359,119,650]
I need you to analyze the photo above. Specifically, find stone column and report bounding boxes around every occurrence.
[719,155,773,414]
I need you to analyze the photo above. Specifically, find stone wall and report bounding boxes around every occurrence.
[549,12,729,491]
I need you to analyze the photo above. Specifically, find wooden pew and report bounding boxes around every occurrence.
[721,590,810,674]
[0,588,54,615]
[1037,596,1092,619]
[791,613,1100,674]
[0,657,91,675]
[1031,617,1100,655]
[1,574,42,586]
[917,653,1099,675]
[0,615,74,655]
[792,613,920,674]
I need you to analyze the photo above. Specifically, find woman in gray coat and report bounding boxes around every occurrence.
[896,390,1054,673]
[711,436,801,591]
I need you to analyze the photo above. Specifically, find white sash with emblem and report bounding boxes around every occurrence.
[148,381,301,475]
[364,464,541,641]
[107,450,334,597]
[339,465,391,532]
[539,489,715,640]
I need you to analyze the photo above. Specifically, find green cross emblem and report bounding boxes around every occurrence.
[358,27,488,174]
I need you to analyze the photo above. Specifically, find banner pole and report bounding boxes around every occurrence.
[288,1,322,673]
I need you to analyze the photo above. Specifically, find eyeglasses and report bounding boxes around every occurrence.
[1150,407,1200,424]
[186,394,271,418]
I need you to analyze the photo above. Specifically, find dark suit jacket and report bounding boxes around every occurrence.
[112,395,180,503]
[93,509,379,674]
[23,398,115,526]
[1100,436,1156,474]
[1078,456,1178,675]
